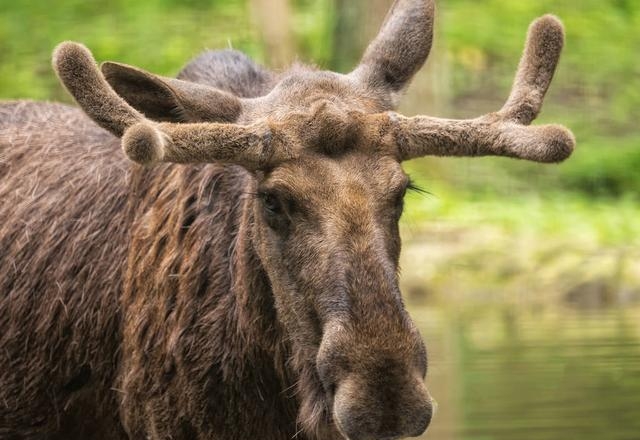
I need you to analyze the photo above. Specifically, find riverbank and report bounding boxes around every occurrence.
[400,188,640,309]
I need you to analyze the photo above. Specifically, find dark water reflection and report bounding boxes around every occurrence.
[411,305,640,440]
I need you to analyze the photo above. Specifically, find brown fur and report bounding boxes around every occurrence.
[0,101,131,439]
[0,1,573,439]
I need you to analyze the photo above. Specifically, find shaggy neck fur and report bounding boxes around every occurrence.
[105,50,333,438]
[120,163,333,439]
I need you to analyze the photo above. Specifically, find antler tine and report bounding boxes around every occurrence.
[351,0,435,107]
[53,42,144,137]
[391,15,575,163]
[52,42,292,169]
[500,15,566,123]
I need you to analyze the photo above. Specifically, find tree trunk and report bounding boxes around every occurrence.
[331,0,390,73]
[250,0,294,68]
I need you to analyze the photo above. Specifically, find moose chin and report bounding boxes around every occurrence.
[0,0,573,439]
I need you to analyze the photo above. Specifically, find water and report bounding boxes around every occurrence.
[412,305,640,440]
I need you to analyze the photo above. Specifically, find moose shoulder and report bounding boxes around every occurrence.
[0,0,574,439]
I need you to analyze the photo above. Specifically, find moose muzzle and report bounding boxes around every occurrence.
[317,323,432,440]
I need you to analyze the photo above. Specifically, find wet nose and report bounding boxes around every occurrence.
[332,376,432,440]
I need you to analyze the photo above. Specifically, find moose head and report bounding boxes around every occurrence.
[52,1,573,439]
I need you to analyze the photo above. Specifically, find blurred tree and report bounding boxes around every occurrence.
[249,0,294,67]
[331,0,389,72]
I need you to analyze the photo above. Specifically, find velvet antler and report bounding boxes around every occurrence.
[52,42,293,169]
[389,15,575,163]
[351,0,435,107]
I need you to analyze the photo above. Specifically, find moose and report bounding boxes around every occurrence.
[0,0,574,439]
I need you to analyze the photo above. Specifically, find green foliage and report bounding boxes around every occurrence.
[0,0,257,101]
[291,0,336,67]
[560,137,640,196]
[403,186,640,247]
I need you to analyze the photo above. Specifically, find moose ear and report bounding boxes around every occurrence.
[351,0,435,105]
[100,62,242,123]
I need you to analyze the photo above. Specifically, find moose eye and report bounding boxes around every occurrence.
[259,191,292,234]
[394,178,422,219]
[392,180,409,209]
[260,192,283,216]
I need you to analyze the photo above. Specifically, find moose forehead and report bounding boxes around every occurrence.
[237,68,397,162]
[245,69,385,122]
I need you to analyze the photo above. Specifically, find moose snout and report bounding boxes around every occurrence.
[332,373,432,440]
[317,327,432,440]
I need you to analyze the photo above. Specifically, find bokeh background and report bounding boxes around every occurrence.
[2,0,639,439]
